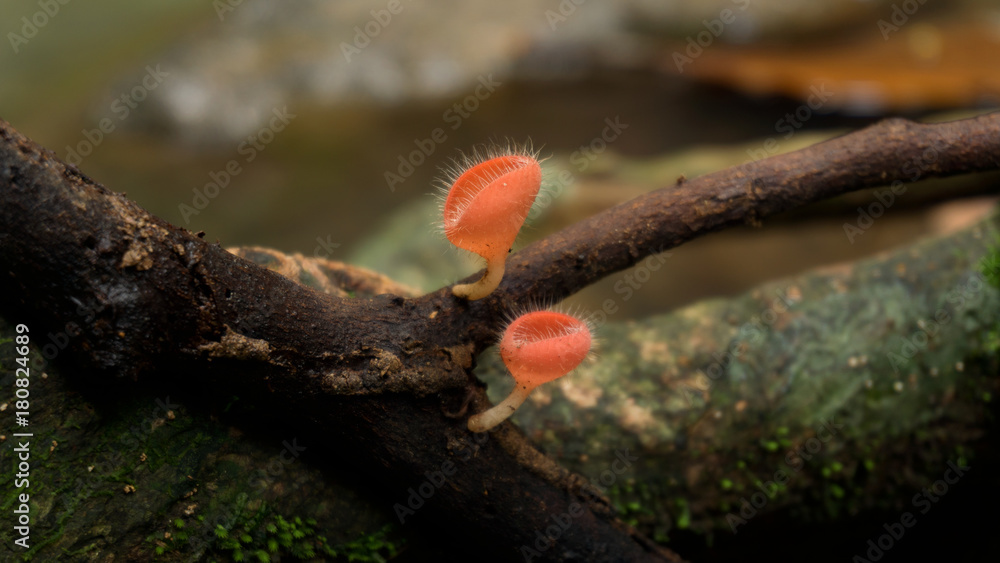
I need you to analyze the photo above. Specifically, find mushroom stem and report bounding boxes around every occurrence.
[467,383,535,432]
[452,257,506,300]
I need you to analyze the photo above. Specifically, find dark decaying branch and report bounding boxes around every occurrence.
[0,113,997,561]
[465,114,1000,346]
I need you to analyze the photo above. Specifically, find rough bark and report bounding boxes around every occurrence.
[478,212,999,548]
[1,221,996,562]
[0,119,671,562]
[486,114,1000,320]
[0,113,998,561]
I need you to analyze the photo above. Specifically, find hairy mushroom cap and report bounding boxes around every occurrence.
[500,310,592,389]
[441,148,542,300]
[468,309,592,433]
[443,154,542,259]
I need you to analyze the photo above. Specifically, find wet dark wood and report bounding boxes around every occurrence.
[1,113,998,561]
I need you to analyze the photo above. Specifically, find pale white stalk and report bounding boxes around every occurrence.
[467,383,534,432]
[452,259,505,301]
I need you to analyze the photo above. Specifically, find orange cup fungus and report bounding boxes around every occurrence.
[442,148,542,300]
[468,310,593,433]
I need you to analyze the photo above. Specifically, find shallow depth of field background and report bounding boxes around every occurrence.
[1,0,997,317]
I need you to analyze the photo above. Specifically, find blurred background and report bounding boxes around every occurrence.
[2,2,999,562]
[1,0,998,317]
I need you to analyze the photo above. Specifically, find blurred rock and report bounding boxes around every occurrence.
[118,0,631,145]
[661,19,1000,113]
[105,0,978,145]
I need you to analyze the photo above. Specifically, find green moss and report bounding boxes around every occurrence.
[338,524,400,562]
[980,240,1000,358]
[674,498,691,530]
[0,318,400,561]
[984,329,1000,354]
[151,498,400,562]
[979,242,1000,289]
[61,542,100,557]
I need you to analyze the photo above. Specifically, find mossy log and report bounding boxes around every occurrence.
[0,262,414,561]
[3,213,995,561]
[1,114,999,562]
[480,211,1000,558]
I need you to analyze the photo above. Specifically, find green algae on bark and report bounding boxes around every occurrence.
[0,324,400,562]
[476,211,1000,544]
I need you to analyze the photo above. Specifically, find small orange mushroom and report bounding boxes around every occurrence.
[468,310,592,432]
[442,148,542,300]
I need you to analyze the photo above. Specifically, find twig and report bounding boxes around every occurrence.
[1,113,998,561]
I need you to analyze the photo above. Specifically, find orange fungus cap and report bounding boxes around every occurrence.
[443,155,542,261]
[499,310,592,389]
